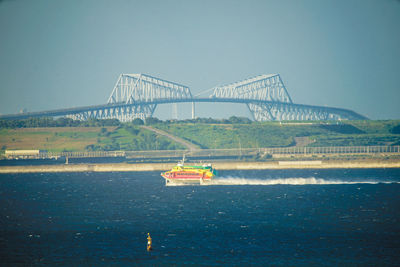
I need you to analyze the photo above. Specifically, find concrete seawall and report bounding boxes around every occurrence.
[0,160,399,173]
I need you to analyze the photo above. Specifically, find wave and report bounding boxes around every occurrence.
[208,177,399,186]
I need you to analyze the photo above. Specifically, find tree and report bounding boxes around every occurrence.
[229,116,252,124]
[145,117,162,125]
[132,118,144,125]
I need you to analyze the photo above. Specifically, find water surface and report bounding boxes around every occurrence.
[0,168,399,266]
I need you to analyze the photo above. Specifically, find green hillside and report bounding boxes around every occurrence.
[1,118,399,152]
[0,125,185,152]
[154,120,400,149]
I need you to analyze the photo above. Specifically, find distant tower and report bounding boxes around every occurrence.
[192,102,196,119]
[172,103,178,120]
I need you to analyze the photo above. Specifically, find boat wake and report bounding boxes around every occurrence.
[206,177,399,186]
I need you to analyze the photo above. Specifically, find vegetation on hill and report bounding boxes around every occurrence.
[0,117,121,128]
[154,119,400,149]
[86,125,184,151]
[0,117,399,152]
[0,124,184,152]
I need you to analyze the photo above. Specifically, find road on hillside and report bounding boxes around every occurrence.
[141,126,200,151]
[294,137,315,147]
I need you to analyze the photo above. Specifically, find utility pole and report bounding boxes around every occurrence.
[239,138,242,158]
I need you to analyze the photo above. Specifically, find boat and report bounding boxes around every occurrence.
[161,157,217,185]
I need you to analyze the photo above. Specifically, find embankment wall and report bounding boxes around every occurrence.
[0,160,399,173]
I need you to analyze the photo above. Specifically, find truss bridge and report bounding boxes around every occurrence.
[0,73,367,121]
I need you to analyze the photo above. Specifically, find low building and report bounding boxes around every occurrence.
[5,150,46,159]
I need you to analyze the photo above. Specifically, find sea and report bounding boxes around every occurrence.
[0,168,399,266]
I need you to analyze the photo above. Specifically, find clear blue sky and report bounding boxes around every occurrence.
[0,0,399,120]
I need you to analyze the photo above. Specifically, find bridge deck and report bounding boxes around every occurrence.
[0,97,367,120]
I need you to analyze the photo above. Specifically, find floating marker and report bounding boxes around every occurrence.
[147,233,152,251]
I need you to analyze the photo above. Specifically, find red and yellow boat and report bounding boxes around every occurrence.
[161,161,217,185]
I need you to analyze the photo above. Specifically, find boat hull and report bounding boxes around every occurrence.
[161,173,212,186]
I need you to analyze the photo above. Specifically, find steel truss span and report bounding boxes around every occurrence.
[0,74,368,122]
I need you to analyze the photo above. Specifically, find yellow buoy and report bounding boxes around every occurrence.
[147,233,152,251]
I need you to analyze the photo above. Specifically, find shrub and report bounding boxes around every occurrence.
[390,124,400,134]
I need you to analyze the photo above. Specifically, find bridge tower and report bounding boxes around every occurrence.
[69,74,192,122]
[209,74,365,121]
[210,74,294,121]
[107,74,192,121]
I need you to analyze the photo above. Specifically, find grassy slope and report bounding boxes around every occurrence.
[309,120,400,146]
[96,126,185,151]
[155,123,317,148]
[0,126,185,152]
[155,120,400,149]
[0,127,102,152]
[1,120,399,152]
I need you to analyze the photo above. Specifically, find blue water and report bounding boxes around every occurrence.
[0,169,399,266]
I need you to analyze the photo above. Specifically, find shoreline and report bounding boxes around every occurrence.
[0,159,399,173]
